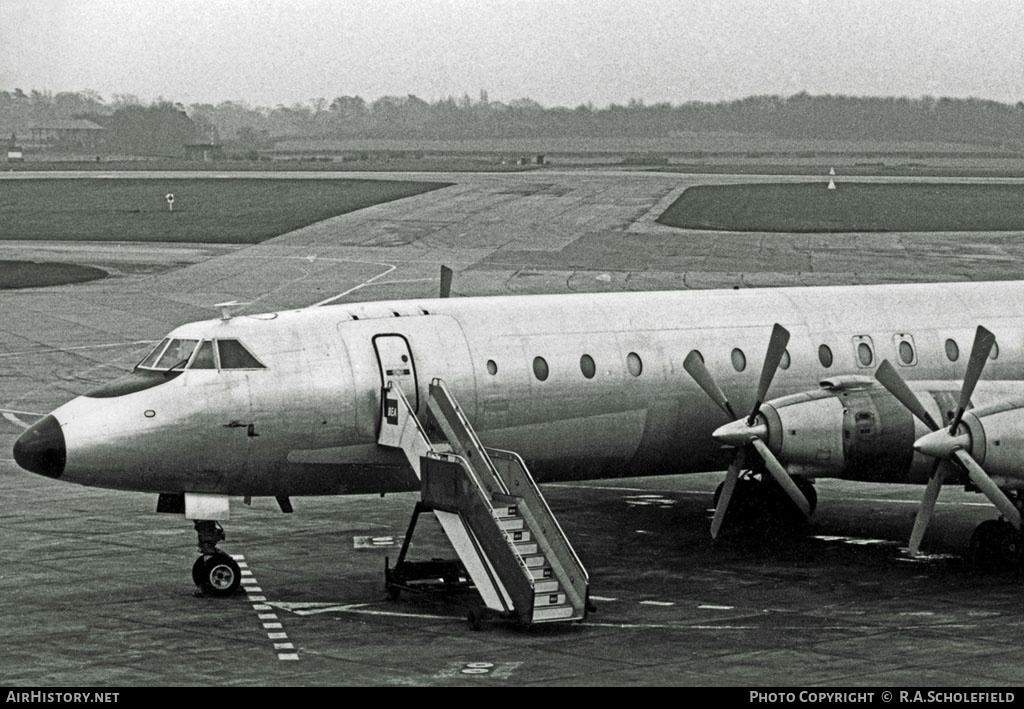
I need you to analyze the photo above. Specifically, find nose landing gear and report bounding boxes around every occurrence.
[192,520,242,596]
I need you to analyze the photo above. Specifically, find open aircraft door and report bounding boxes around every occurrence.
[373,334,419,413]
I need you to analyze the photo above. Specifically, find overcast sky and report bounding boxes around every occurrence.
[2,0,1023,108]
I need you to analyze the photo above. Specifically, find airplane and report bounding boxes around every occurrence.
[14,278,1024,616]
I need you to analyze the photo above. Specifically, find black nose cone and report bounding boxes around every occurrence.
[13,414,66,479]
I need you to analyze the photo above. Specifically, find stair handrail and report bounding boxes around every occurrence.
[488,447,590,583]
[426,450,538,606]
[429,378,509,496]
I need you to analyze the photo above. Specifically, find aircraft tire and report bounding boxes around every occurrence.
[968,520,1020,573]
[198,552,242,597]
[191,556,206,587]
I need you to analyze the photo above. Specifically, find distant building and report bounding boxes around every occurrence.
[29,119,107,151]
[184,142,225,161]
[7,132,23,162]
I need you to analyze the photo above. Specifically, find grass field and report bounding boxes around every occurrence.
[657,182,1024,232]
[0,178,450,244]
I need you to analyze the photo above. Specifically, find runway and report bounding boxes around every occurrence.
[3,168,1024,686]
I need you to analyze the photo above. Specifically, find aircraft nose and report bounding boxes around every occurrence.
[13,414,66,479]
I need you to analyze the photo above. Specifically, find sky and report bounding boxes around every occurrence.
[2,0,1023,108]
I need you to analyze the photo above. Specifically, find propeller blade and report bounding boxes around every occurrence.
[907,461,946,556]
[748,324,791,424]
[875,360,940,431]
[950,326,995,434]
[953,449,1022,530]
[439,265,453,298]
[749,437,811,519]
[684,350,737,420]
[710,449,744,539]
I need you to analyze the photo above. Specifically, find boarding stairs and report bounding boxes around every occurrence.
[378,378,589,627]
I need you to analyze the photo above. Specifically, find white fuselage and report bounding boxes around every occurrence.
[23,280,1024,496]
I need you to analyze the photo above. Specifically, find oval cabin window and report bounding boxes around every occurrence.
[627,352,643,377]
[945,339,960,362]
[486,360,498,375]
[532,356,549,381]
[780,349,791,370]
[991,342,999,360]
[731,348,747,372]
[818,344,833,368]
[857,342,873,367]
[580,354,596,379]
[899,341,915,365]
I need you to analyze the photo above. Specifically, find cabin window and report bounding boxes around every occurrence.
[857,342,873,367]
[486,359,497,375]
[627,352,643,377]
[898,341,915,365]
[533,356,549,381]
[991,342,1000,360]
[191,340,217,369]
[818,344,833,368]
[217,340,265,369]
[945,339,960,362]
[580,354,596,379]
[780,350,791,370]
[731,348,747,372]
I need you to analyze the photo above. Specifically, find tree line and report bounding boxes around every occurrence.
[3,88,1024,155]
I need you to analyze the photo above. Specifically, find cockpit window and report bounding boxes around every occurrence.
[155,339,199,371]
[137,338,198,372]
[136,337,264,372]
[217,339,265,369]
[191,340,217,369]
[137,339,170,369]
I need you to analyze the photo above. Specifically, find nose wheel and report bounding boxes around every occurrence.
[192,520,242,596]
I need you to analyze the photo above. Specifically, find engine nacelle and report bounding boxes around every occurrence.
[948,399,1024,488]
[753,377,959,484]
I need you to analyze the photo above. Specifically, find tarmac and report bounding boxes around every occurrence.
[2,168,1024,686]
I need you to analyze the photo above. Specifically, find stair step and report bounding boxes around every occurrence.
[513,541,538,555]
[497,517,525,531]
[506,529,532,543]
[523,555,546,568]
[493,505,520,519]
[536,592,567,606]
[532,605,577,622]
[534,579,560,594]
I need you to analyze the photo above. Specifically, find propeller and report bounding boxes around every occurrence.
[684,323,810,538]
[875,326,1021,554]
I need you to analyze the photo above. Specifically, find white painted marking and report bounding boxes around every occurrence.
[2,413,29,429]
[237,562,249,568]
[699,604,735,610]
[241,577,258,585]
[0,340,158,359]
[640,600,675,607]
[272,601,451,621]
[267,632,288,640]
[273,643,294,650]
[246,587,263,592]
[263,622,283,629]
[315,262,398,305]
[241,569,253,576]
[258,614,278,620]
[589,595,618,602]
[278,653,300,661]
[635,530,653,535]
[252,604,272,611]
[248,595,267,601]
